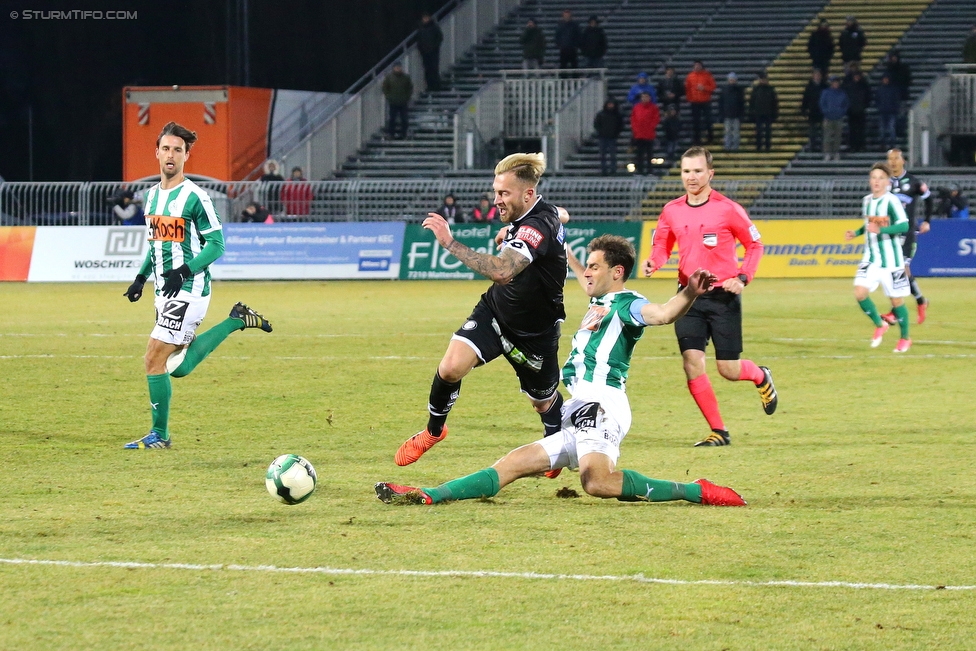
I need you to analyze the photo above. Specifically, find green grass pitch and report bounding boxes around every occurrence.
[1,278,974,649]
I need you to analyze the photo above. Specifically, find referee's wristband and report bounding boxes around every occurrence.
[737,273,749,285]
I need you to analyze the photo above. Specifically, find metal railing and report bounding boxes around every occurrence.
[6,176,975,225]
[909,68,976,167]
[551,78,606,172]
[501,69,606,139]
[275,0,521,180]
[453,80,504,169]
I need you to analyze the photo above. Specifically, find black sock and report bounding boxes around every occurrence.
[908,274,924,303]
[541,391,564,437]
[426,371,461,437]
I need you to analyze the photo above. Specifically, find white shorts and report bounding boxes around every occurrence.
[537,381,631,471]
[854,262,911,298]
[151,291,211,347]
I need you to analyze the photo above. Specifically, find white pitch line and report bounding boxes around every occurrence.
[1,558,972,592]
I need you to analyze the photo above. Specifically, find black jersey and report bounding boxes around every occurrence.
[483,197,567,339]
[890,170,931,229]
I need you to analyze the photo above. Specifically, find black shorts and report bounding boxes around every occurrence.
[674,288,743,360]
[453,301,561,401]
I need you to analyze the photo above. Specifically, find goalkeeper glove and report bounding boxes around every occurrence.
[161,264,191,298]
[123,274,147,302]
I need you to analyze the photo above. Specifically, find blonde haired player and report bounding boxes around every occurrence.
[377,236,745,507]
[845,162,911,352]
[395,152,570,468]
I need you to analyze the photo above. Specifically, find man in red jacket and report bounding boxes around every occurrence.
[630,92,660,175]
[642,147,777,446]
[685,60,717,145]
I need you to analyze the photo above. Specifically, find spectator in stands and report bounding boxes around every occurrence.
[884,51,912,101]
[657,66,684,111]
[662,105,682,162]
[470,196,498,222]
[110,188,145,226]
[718,72,745,152]
[936,185,970,219]
[627,72,656,105]
[259,159,284,216]
[807,19,835,75]
[520,18,546,69]
[241,201,273,224]
[282,166,313,216]
[749,71,778,153]
[260,159,283,183]
[839,16,866,74]
[437,194,463,224]
[819,75,848,161]
[382,62,413,140]
[801,69,827,151]
[875,74,901,151]
[417,13,443,92]
[593,98,624,176]
[630,92,660,175]
[843,68,871,152]
[964,25,976,64]
[555,10,581,69]
[579,15,608,68]
[685,60,717,145]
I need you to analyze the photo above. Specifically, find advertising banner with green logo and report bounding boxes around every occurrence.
[399,222,644,280]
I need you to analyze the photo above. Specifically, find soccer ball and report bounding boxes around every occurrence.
[265,454,317,505]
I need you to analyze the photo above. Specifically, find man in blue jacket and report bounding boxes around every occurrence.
[819,76,848,161]
[627,72,657,105]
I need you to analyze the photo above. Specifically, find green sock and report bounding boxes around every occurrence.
[858,298,883,327]
[424,468,500,504]
[621,469,702,503]
[147,373,172,440]
[171,318,240,378]
[892,304,910,338]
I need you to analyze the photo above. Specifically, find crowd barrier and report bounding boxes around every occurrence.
[3,220,974,282]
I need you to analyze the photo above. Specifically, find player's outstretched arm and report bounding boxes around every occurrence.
[424,212,529,283]
[565,243,588,291]
[640,268,716,326]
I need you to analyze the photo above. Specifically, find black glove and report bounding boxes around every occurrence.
[161,264,191,298]
[123,274,147,302]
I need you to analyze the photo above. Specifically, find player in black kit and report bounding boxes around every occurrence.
[395,153,568,467]
[882,149,933,325]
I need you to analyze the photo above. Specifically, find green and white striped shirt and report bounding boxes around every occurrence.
[860,191,909,269]
[143,179,222,297]
[562,290,649,392]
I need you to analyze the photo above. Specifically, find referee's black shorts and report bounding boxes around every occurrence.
[674,287,743,360]
[452,301,561,401]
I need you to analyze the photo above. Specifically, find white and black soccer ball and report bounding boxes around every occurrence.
[265,454,317,505]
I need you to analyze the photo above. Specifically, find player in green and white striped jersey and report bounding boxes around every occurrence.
[121,122,273,450]
[845,162,912,352]
[376,235,747,507]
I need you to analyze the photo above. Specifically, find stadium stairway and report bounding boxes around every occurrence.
[632,0,933,219]
[566,0,828,180]
[779,0,976,178]
[751,0,976,217]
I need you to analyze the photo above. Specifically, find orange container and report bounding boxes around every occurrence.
[123,85,272,181]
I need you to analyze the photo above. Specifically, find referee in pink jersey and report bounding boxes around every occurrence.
[643,146,778,446]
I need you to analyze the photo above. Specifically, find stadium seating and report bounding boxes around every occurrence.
[751,0,976,217]
[323,0,975,221]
